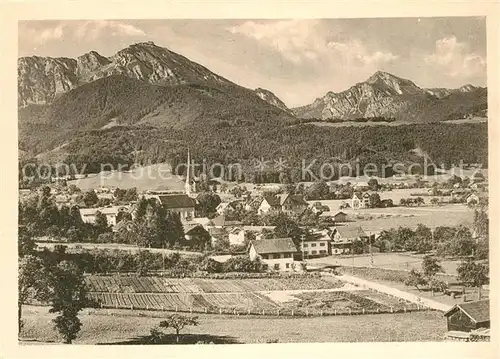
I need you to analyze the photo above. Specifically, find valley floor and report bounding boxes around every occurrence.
[20,305,446,344]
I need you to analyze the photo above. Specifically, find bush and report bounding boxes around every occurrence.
[97,232,114,244]
[148,327,166,344]
[222,255,264,273]
[199,257,223,273]
[428,277,448,293]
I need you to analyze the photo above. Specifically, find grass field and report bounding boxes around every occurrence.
[308,252,461,275]
[67,163,185,191]
[20,305,447,344]
[314,190,474,231]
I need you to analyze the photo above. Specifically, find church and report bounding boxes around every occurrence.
[184,148,197,197]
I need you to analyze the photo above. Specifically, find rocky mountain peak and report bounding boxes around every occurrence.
[76,51,111,79]
[459,84,477,92]
[292,70,486,121]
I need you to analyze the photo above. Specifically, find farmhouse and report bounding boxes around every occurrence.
[351,192,372,209]
[280,193,308,214]
[184,224,211,247]
[330,225,368,254]
[255,193,308,215]
[79,205,132,226]
[310,202,330,214]
[249,238,298,271]
[216,200,244,215]
[444,300,490,334]
[300,229,330,258]
[157,194,196,220]
[208,214,242,228]
[228,227,246,245]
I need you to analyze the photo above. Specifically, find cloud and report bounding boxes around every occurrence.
[228,20,399,69]
[326,40,399,67]
[424,36,486,77]
[227,20,322,64]
[37,25,64,44]
[74,21,146,41]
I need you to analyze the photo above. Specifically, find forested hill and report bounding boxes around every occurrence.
[22,121,488,181]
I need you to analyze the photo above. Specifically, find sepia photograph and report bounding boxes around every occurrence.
[14,14,493,347]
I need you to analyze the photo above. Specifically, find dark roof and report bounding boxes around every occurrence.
[185,224,208,235]
[282,194,307,206]
[251,238,298,254]
[263,194,281,207]
[333,211,347,217]
[335,226,367,239]
[158,194,196,209]
[444,299,490,323]
[209,214,242,227]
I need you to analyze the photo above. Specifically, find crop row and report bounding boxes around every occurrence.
[87,292,278,311]
[86,291,427,316]
[84,276,343,293]
[283,290,420,312]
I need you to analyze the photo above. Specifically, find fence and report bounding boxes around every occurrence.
[92,301,430,318]
[87,289,432,318]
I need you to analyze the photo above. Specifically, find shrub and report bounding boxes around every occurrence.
[222,255,264,273]
[199,256,223,273]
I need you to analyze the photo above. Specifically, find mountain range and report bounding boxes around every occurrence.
[292,71,487,121]
[18,41,487,161]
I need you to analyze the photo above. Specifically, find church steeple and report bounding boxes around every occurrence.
[185,148,191,196]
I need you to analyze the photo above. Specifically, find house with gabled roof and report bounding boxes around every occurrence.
[330,225,368,254]
[300,229,331,258]
[444,299,490,334]
[279,193,308,215]
[248,238,298,271]
[254,193,307,215]
[228,226,246,246]
[157,194,196,220]
[208,214,242,228]
[80,205,132,226]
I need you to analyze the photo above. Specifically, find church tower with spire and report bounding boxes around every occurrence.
[184,149,192,196]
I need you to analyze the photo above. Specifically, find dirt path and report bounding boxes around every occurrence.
[335,274,453,311]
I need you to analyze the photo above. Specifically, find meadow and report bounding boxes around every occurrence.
[67,163,185,191]
[20,305,446,344]
[308,252,461,275]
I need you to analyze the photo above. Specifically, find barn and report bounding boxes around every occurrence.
[444,299,490,333]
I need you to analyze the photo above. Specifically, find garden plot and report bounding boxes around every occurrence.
[87,292,278,312]
[281,290,416,313]
[85,276,342,293]
[262,283,362,304]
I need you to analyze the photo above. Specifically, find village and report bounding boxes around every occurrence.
[18,155,490,343]
[14,16,492,346]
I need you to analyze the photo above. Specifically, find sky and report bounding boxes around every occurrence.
[18,18,487,107]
